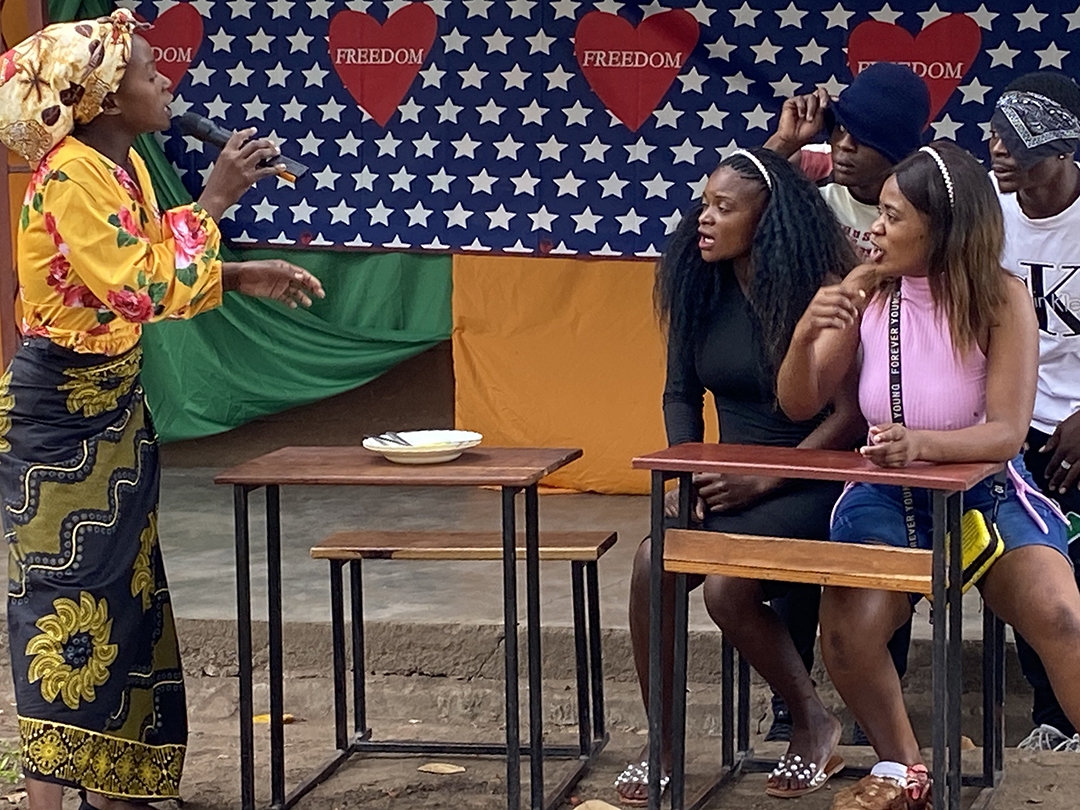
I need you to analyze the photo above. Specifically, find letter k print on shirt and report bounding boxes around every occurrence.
[1023,260,1080,337]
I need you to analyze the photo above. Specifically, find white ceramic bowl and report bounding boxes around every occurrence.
[362,430,483,464]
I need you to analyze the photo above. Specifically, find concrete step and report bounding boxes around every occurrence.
[89,617,1038,750]
[179,671,1034,752]
[163,617,1030,695]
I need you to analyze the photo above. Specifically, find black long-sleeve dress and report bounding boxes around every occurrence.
[663,267,842,540]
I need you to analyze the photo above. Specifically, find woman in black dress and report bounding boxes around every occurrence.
[616,148,864,805]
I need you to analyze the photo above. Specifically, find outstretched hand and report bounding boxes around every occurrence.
[222,260,325,308]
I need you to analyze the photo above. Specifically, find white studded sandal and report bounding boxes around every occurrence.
[614,760,670,807]
[765,751,846,798]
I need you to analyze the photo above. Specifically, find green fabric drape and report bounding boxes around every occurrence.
[139,251,452,441]
[49,0,110,23]
[48,0,453,442]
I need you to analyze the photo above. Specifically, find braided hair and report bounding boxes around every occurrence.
[656,147,856,378]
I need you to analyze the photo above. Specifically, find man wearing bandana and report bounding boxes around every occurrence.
[991,70,1080,753]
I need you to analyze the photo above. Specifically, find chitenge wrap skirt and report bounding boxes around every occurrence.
[0,337,185,799]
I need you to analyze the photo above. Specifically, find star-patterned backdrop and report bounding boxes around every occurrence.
[126,0,1080,257]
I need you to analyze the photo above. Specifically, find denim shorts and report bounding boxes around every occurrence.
[830,454,1071,562]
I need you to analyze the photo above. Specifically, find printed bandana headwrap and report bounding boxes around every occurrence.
[992,90,1080,170]
[0,9,145,165]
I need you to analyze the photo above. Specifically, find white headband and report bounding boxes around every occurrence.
[730,148,773,191]
[919,145,955,208]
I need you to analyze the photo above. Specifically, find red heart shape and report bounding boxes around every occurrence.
[329,5,437,128]
[847,15,981,121]
[574,10,699,132]
[140,4,203,93]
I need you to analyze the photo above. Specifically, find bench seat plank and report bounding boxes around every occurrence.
[312,530,617,561]
[663,529,932,595]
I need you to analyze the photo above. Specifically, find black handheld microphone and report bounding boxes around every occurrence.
[176,112,309,182]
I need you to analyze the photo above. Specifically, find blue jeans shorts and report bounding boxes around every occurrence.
[831,454,1070,562]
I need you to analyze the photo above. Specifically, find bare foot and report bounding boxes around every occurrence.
[766,707,842,794]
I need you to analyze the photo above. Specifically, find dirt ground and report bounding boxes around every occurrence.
[0,669,1079,810]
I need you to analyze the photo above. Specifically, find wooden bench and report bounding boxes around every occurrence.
[663,530,933,595]
[312,529,618,561]
[634,443,1006,810]
[309,529,615,778]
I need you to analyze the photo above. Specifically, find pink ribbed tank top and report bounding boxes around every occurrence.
[859,277,986,431]
[854,277,1064,535]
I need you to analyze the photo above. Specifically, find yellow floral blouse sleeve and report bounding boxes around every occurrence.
[17,137,223,356]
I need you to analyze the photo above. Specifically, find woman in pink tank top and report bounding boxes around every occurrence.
[778,141,1080,810]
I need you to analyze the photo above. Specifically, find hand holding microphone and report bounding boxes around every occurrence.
[179,113,303,221]
[179,114,309,181]
[176,115,326,309]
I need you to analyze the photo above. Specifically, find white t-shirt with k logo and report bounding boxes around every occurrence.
[996,169,1080,434]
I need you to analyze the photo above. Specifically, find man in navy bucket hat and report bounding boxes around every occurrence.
[762,62,930,745]
[827,62,931,164]
[766,61,931,261]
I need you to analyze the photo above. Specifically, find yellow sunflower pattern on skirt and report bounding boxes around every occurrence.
[26,592,119,710]
[130,511,157,611]
[58,348,141,417]
[20,717,184,799]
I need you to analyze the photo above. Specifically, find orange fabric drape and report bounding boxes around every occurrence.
[452,255,718,494]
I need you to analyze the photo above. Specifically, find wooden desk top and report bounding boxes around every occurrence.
[215,446,583,488]
[632,443,1002,492]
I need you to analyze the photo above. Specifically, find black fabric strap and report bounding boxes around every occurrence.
[887,289,921,548]
[888,287,1008,552]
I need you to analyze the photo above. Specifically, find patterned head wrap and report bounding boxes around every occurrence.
[992,90,1080,170]
[0,9,146,164]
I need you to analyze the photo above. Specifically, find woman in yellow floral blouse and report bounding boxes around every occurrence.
[0,11,323,810]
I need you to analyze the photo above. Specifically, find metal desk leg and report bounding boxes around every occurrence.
[644,471,693,810]
[234,485,256,810]
[982,604,1004,788]
[671,572,690,810]
[947,492,964,810]
[982,602,995,788]
[721,639,734,769]
[502,486,522,810]
[586,562,606,742]
[647,471,666,810]
[266,484,286,810]
[571,562,592,757]
[931,491,948,808]
[669,477,693,810]
[994,612,1006,776]
[350,560,369,739]
[330,561,348,751]
[524,485,544,809]
[737,655,751,754]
